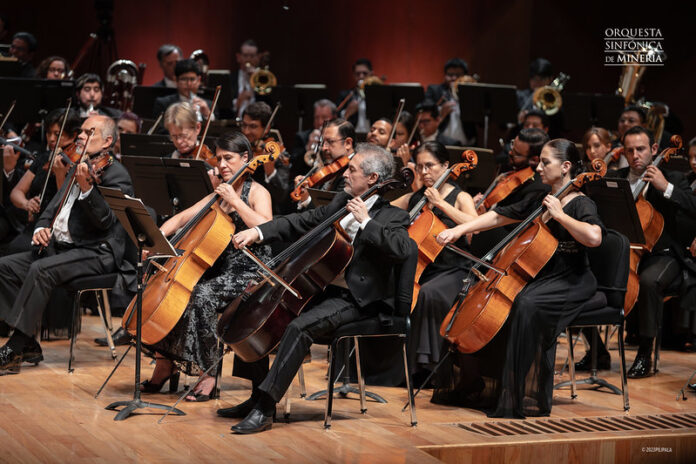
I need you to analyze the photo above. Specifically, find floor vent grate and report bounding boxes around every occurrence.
[456,413,696,437]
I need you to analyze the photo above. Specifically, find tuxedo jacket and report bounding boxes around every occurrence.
[258,191,414,313]
[36,158,135,271]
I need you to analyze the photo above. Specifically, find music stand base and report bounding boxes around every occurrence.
[106,399,185,421]
[555,375,622,395]
[306,382,387,403]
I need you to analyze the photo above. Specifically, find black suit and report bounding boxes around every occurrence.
[425,83,477,144]
[249,192,414,401]
[0,158,135,337]
[612,167,696,339]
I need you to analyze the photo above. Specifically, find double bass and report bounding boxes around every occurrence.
[407,150,478,309]
[122,144,280,344]
[440,160,607,353]
[218,170,414,362]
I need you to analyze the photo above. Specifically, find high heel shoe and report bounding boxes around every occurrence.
[140,371,180,393]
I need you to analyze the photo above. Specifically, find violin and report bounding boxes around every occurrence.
[407,150,478,309]
[218,168,415,362]
[86,152,114,184]
[290,154,350,201]
[440,159,607,353]
[193,85,221,168]
[122,143,281,344]
[41,142,81,170]
[475,167,536,212]
[604,146,623,165]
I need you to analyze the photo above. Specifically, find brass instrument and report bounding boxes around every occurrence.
[190,49,210,86]
[615,59,667,144]
[357,75,384,98]
[451,74,479,100]
[247,51,277,95]
[532,72,569,115]
[105,59,139,112]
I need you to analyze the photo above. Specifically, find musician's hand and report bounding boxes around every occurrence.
[517,109,528,124]
[216,182,240,208]
[3,144,19,172]
[424,187,444,209]
[263,160,276,177]
[233,228,260,249]
[437,226,464,245]
[644,165,669,192]
[75,162,93,193]
[690,236,696,257]
[346,196,369,223]
[208,167,222,189]
[305,129,320,152]
[192,97,211,119]
[293,175,309,201]
[24,195,41,214]
[472,192,486,214]
[440,100,457,118]
[32,227,52,247]
[51,156,69,179]
[141,249,150,261]
[543,195,565,220]
[344,99,359,120]
[395,144,411,166]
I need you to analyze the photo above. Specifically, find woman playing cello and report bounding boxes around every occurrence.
[391,141,477,375]
[436,139,604,418]
[142,131,272,401]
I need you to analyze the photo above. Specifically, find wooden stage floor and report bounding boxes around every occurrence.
[1,315,696,464]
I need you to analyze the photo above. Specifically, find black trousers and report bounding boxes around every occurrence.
[257,288,371,403]
[0,243,115,338]
[636,253,682,339]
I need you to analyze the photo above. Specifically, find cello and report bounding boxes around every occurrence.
[218,169,414,362]
[623,135,683,314]
[440,159,607,353]
[122,143,280,344]
[407,150,478,309]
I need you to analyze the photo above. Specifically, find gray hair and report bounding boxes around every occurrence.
[89,115,118,149]
[157,44,182,62]
[314,98,337,113]
[355,143,394,182]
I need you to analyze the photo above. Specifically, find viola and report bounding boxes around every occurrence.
[407,150,478,309]
[623,135,683,315]
[440,159,607,353]
[86,152,114,184]
[218,168,415,362]
[122,143,281,344]
[290,154,350,201]
[604,146,623,165]
[475,167,535,212]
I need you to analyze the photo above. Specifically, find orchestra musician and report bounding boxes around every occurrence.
[516,58,553,119]
[391,141,477,375]
[153,59,213,123]
[75,73,122,119]
[152,44,182,88]
[436,139,604,418]
[9,32,37,78]
[113,112,142,160]
[233,39,261,117]
[417,100,464,147]
[163,102,202,159]
[581,126,626,171]
[0,115,135,375]
[615,105,646,148]
[424,58,476,146]
[141,131,272,401]
[4,108,81,255]
[36,56,70,80]
[337,58,374,132]
[581,126,696,378]
[290,99,336,177]
[366,118,392,148]
[221,143,415,433]
[390,111,419,168]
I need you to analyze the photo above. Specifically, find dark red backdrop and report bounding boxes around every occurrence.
[4,0,694,135]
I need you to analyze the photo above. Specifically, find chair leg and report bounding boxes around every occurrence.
[618,324,630,411]
[212,349,224,400]
[354,336,367,414]
[653,329,661,374]
[567,328,577,399]
[298,364,306,398]
[94,291,116,359]
[68,290,83,373]
[401,337,417,426]
[324,340,338,429]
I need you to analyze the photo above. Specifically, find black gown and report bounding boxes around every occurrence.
[148,179,272,376]
[433,194,604,418]
[406,182,472,372]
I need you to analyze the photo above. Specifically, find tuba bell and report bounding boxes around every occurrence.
[532,72,570,116]
[105,59,139,112]
[248,51,277,95]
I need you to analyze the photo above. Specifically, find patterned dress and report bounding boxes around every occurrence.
[149,179,271,376]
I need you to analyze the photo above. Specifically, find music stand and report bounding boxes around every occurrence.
[121,156,213,217]
[206,70,234,113]
[307,188,337,207]
[446,146,497,194]
[120,133,175,158]
[562,93,625,135]
[98,186,184,421]
[0,60,21,77]
[132,86,177,119]
[295,84,330,131]
[457,82,517,149]
[0,78,75,123]
[585,177,645,244]
[365,84,424,122]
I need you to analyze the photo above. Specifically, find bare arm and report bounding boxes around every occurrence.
[10,170,37,211]
[160,193,214,237]
[544,195,602,248]
[437,210,517,244]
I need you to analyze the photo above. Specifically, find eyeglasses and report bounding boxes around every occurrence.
[322,137,345,146]
[416,162,441,172]
[169,129,195,141]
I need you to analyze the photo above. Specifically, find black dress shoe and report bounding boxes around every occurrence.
[94,327,132,346]
[21,340,43,365]
[688,383,696,392]
[627,353,654,378]
[217,397,255,418]
[230,408,273,434]
[0,345,22,375]
[574,351,611,372]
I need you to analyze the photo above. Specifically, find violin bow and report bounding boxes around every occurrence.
[385,98,405,149]
[38,99,72,207]
[194,85,221,160]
